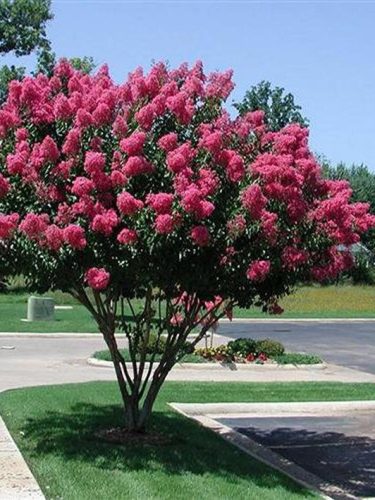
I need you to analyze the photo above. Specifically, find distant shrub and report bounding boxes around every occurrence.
[350,255,375,285]
[256,338,285,357]
[227,338,258,357]
[138,332,167,355]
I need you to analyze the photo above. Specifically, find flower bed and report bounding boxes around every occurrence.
[93,338,322,365]
[194,338,322,365]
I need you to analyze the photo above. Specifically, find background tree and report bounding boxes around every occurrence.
[234,80,308,131]
[0,0,52,56]
[0,61,373,433]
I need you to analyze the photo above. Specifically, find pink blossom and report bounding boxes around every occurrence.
[206,70,234,100]
[198,200,215,219]
[117,228,138,245]
[15,128,28,141]
[62,128,81,156]
[166,91,194,124]
[311,248,353,282]
[40,136,59,163]
[53,95,72,120]
[197,169,219,197]
[282,246,309,269]
[0,213,19,239]
[84,151,106,175]
[53,160,74,179]
[135,103,155,130]
[246,260,271,282]
[158,132,178,152]
[181,187,215,219]
[85,267,110,290]
[170,313,184,326]
[154,214,175,234]
[151,94,166,115]
[6,152,27,175]
[199,131,222,155]
[261,211,278,245]
[146,193,174,214]
[227,152,245,182]
[241,185,267,220]
[91,210,119,236]
[117,192,144,215]
[75,108,93,129]
[220,246,237,266]
[19,213,49,239]
[167,151,187,173]
[71,177,95,197]
[112,115,128,138]
[166,143,194,173]
[123,155,153,177]
[63,224,87,250]
[44,224,64,251]
[110,170,127,187]
[191,225,210,246]
[120,132,147,156]
[93,103,112,126]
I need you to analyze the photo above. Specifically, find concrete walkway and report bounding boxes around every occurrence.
[0,418,44,499]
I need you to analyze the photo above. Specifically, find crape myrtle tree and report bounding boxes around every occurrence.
[0,60,374,431]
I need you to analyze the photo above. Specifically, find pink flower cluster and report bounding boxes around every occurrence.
[85,267,110,290]
[0,214,19,239]
[246,260,271,282]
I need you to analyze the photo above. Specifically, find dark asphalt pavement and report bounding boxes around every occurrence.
[218,321,375,375]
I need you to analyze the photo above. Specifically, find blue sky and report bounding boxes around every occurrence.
[4,0,375,170]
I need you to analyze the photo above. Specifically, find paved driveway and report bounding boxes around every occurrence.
[219,321,375,374]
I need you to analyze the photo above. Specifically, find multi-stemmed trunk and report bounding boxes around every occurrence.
[73,285,226,432]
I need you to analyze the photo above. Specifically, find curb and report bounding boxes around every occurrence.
[87,357,327,371]
[0,417,45,499]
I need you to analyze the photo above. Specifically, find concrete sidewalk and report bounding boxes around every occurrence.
[0,418,44,499]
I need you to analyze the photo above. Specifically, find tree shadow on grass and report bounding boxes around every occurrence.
[21,402,311,495]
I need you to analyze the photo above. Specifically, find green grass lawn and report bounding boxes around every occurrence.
[0,284,374,333]
[2,381,375,499]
